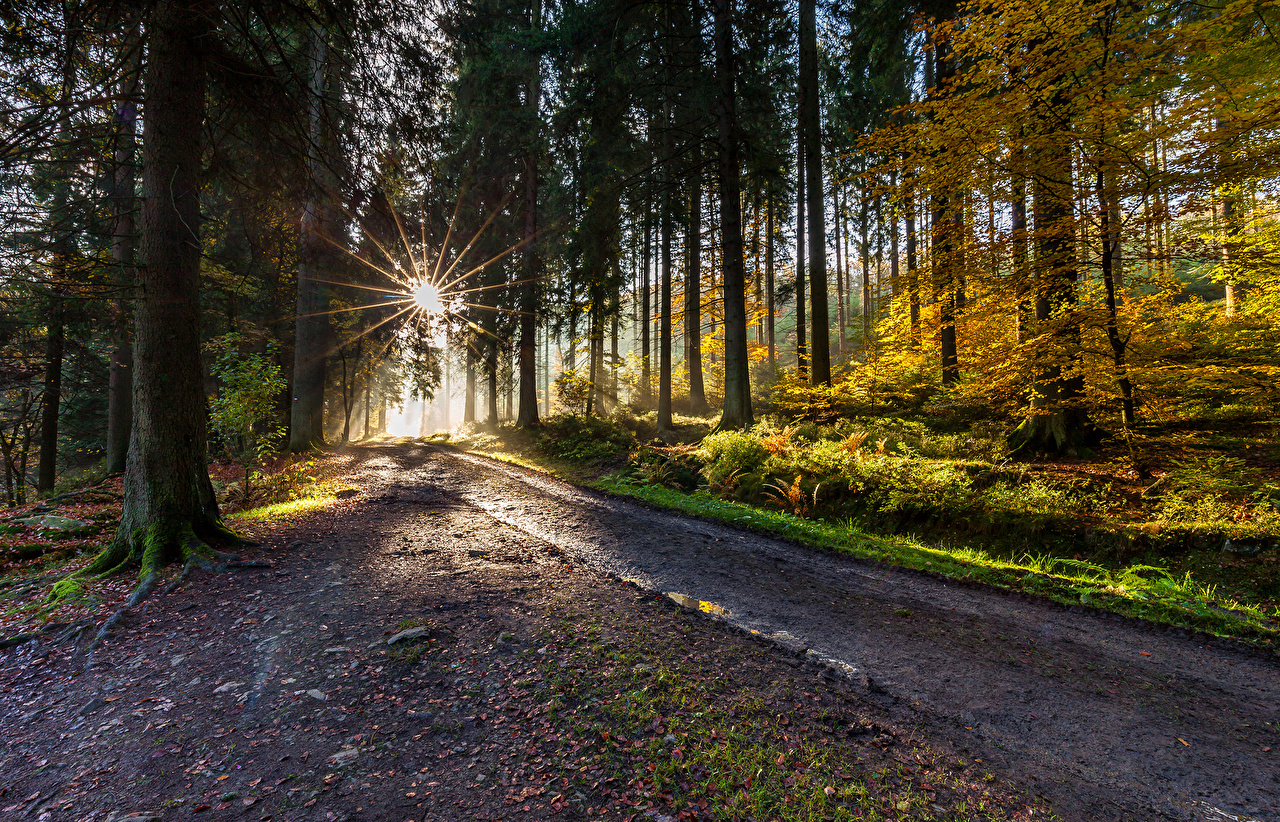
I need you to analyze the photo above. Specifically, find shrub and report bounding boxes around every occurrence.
[535,414,637,465]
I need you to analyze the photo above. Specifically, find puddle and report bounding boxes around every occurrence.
[666,592,730,617]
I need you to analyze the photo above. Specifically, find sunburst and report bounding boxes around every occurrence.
[303,188,540,357]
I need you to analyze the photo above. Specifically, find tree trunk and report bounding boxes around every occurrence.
[834,183,846,354]
[686,175,708,413]
[289,26,338,451]
[107,40,140,476]
[464,344,476,423]
[795,138,807,377]
[88,0,237,590]
[485,339,498,427]
[799,0,829,385]
[516,0,541,428]
[765,191,775,366]
[1009,98,1096,455]
[905,189,919,344]
[1097,166,1134,425]
[657,112,674,432]
[713,0,751,430]
[640,209,652,407]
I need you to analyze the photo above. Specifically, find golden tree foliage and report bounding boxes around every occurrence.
[858,0,1280,433]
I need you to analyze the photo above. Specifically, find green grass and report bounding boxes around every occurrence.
[594,475,1279,647]
[435,417,1280,649]
[227,495,339,522]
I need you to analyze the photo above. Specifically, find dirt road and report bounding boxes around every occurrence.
[1,441,1275,822]
[416,444,1279,822]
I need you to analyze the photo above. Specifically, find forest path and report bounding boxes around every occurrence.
[414,442,1278,822]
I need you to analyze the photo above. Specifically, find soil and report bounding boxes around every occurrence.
[0,441,1275,822]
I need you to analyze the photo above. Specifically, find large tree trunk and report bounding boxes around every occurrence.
[87,0,237,591]
[1009,96,1097,456]
[799,0,829,385]
[685,175,708,413]
[289,26,338,452]
[107,41,140,475]
[516,0,541,428]
[713,0,751,430]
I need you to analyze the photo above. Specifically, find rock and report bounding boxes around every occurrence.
[307,689,328,701]
[386,627,431,645]
[323,647,350,654]
[327,747,359,767]
[16,514,90,531]
[105,813,162,822]
[78,697,105,717]
[213,681,244,694]
[170,655,186,667]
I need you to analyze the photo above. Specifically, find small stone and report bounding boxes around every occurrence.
[323,647,350,655]
[78,697,105,717]
[213,682,244,694]
[386,627,431,645]
[307,689,328,701]
[328,747,358,767]
[170,655,186,667]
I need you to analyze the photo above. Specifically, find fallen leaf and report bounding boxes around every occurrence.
[1177,738,1189,746]
[1139,651,1151,657]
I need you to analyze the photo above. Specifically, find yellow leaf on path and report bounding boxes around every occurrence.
[1177,738,1190,746]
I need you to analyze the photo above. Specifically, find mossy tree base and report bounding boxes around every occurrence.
[1008,410,1102,457]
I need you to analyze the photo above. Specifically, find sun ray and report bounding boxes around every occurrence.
[458,301,536,317]
[388,200,424,283]
[333,303,420,350]
[319,233,407,287]
[331,196,415,286]
[444,275,543,296]
[436,191,515,287]
[431,194,465,284]
[307,277,415,296]
[437,234,529,296]
[295,298,415,320]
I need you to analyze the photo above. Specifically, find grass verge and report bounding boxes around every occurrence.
[441,432,1280,650]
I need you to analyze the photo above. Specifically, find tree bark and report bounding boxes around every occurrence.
[1009,95,1096,455]
[516,0,541,428]
[686,175,708,413]
[765,191,775,366]
[640,209,652,407]
[464,343,476,423]
[795,138,806,377]
[107,39,140,476]
[799,0,829,385]
[289,26,339,452]
[905,189,919,344]
[657,107,674,432]
[88,0,237,588]
[713,0,751,430]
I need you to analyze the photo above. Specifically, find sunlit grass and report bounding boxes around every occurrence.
[228,494,343,522]
[596,475,1280,647]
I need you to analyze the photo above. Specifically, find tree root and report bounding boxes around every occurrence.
[67,516,260,657]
